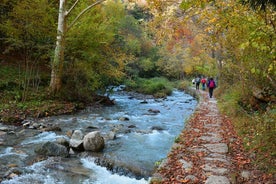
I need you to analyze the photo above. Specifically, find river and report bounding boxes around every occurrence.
[0,89,197,184]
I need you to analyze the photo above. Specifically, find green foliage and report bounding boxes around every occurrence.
[240,0,276,10]
[127,4,153,21]
[64,1,128,95]
[180,1,194,11]
[0,0,56,55]
[174,136,181,143]
[174,80,191,91]
[125,77,173,97]
[139,58,154,72]
[217,83,244,116]
[154,159,164,167]
[0,65,21,84]
[59,64,93,102]
[217,83,276,174]
[0,0,56,101]
[116,13,161,79]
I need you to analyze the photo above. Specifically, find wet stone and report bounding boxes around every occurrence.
[204,143,228,153]
[184,175,198,182]
[205,175,230,184]
[200,135,222,143]
[193,128,201,133]
[241,170,250,180]
[0,131,7,137]
[204,157,230,165]
[203,163,228,174]
[205,114,219,117]
[0,127,9,132]
[189,147,208,153]
[179,159,193,171]
[208,153,227,159]
[204,124,220,129]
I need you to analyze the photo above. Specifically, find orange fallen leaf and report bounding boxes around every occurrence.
[180,179,190,183]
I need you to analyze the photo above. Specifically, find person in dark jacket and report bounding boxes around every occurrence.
[195,76,201,90]
[207,77,216,98]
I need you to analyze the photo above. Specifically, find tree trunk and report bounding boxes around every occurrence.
[49,0,105,94]
[49,0,67,94]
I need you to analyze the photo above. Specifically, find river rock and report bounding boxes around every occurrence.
[86,126,99,130]
[4,167,24,179]
[56,137,70,148]
[69,130,84,151]
[0,131,7,137]
[110,124,130,134]
[83,131,105,152]
[0,131,7,145]
[34,141,69,157]
[128,125,136,128]
[66,130,73,138]
[151,126,165,131]
[105,131,116,140]
[119,117,129,121]
[42,126,62,132]
[0,126,9,132]
[148,109,160,114]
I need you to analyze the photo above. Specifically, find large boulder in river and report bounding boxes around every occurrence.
[35,141,69,157]
[83,131,105,152]
[69,130,84,151]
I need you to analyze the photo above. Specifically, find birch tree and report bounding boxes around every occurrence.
[49,0,106,94]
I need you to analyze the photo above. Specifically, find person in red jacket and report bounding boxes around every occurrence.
[207,77,216,98]
[201,77,207,90]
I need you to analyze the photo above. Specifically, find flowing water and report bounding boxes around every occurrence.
[0,89,197,184]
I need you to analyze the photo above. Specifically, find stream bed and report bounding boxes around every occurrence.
[0,89,197,184]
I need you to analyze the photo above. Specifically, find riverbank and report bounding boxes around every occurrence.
[151,89,274,184]
[0,94,115,126]
[0,89,197,183]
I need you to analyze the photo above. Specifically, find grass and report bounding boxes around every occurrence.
[217,84,276,174]
[125,77,174,97]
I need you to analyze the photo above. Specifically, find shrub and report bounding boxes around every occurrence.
[217,82,276,174]
[125,77,173,97]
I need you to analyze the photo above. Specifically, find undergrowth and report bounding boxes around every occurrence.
[125,77,173,97]
[216,83,276,174]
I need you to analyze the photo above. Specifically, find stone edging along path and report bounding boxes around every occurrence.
[151,89,273,184]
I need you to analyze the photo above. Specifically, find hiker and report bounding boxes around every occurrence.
[207,77,216,98]
[195,76,201,90]
[201,77,207,90]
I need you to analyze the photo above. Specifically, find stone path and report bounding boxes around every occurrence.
[151,90,234,183]
[152,89,274,184]
[184,92,231,183]
[195,96,230,184]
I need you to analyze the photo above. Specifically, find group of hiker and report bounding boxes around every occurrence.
[192,76,217,98]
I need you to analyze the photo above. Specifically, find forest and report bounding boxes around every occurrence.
[0,0,275,177]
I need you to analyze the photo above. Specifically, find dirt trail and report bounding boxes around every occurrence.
[151,90,273,184]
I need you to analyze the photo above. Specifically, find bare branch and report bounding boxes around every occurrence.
[66,0,80,17]
[67,0,106,31]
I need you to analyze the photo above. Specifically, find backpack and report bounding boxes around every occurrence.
[201,79,206,84]
[209,80,215,88]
